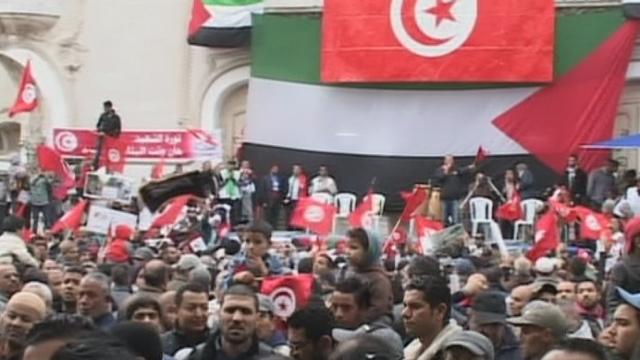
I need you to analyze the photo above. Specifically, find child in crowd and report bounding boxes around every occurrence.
[228,221,284,287]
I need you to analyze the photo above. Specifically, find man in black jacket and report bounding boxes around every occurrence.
[93,100,122,169]
[258,165,287,229]
[433,155,474,225]
[161,283,210,355]
[559,154,588,204]
[188,284,285,360]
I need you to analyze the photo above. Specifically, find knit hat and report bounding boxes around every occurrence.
[6,292,46,321]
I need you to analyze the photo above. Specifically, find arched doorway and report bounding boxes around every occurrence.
[200,65,250,161]
[219,84,248,160]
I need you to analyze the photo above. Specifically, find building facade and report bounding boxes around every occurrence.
[0,0,638,178]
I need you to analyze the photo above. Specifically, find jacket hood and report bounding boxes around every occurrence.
[114,224,134,240]
[363,229,382,268]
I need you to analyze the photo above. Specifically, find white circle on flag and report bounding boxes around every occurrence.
[390,0,478,57]
[270,287,296,318]
[303,205,325,223]
[585,215,601,231]
[535,229,546,242]
[108,149,121,163]
[21,84,37,104]
[54,131,78,153]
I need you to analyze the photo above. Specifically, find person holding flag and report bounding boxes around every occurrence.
[433,155,475,226]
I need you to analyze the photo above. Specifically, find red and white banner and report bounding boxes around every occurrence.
[322,0,555,83]
[53,128,222,160]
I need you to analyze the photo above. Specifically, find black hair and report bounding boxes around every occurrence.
[103,101,113,108]
[288,306,335,343]
[175,282,209,308]
[1,215,25,233]
[329,334,396,360]
[124,295,163,321]
[574,277,600,290]
[26,314,95,346]
[246,221,273,241]
[221,284,258,311]
[334,276,372,310]
[50,331,137,360]
[407,255,441,278]
[552,338,607,360]
[111,264,130,287]
[64,266,87,277]
[110,322,163,360]
[405,276,451,326]
[143,262,168,288]
[22,268,50,285]
[346,228,370,251]
[298,257,314,274]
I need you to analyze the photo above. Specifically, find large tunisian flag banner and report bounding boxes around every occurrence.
[322,0,555,83]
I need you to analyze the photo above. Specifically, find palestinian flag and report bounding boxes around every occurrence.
[244,10,637,210]
[188,0,264,48]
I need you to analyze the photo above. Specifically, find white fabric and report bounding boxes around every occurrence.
[0,232,38,267]
[247,78,536,156]
[310,176,337,195]
[625,187,640,215]
[203,3,264,28]
[404,321,462,360]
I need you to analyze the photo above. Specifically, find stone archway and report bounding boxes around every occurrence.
[200,65,250,161]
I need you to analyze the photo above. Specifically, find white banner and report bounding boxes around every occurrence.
[85,205,138,235]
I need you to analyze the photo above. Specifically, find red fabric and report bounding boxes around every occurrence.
[549,199,578,223]
[400,188,428,222]
[624,216,640,254]
[261,274,315,319]
[186,128,218,146]
[37,145,75,201]
[496,193,522,221]
[99,136,127,173]
[414,216,444,237]
[494,21,640,173]
[150,195,191,229]
[322,0,555,82]
[114,224,134,240]
[106,239,130,263]
[22,228,34,243]
[574,206,611,241]
[475,146,488,163]
[188,0,212,37]
[15,203,27,219]
[151,159,165,180]
[349,193,374,228]
[9,60,38,117]
[50,199,88,234]
[527,210,559,261]
[290,198,336,236]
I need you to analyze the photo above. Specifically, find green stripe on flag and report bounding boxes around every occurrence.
[251,9,626,89]
[204,0,262,6]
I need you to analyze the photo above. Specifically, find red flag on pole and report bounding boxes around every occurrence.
[99,136,127,173]
[36,145,75,200]
[400,187,428,222]
[349,194,374,229]
[574,206,611,241]
[414,216,444,237]
[496,193,523,221]
[261,274,315,319]
[526,210,559,261]
[290,197,336,236]
[150,195,191,229]
[9,60,38,117]
[50,199,88,234]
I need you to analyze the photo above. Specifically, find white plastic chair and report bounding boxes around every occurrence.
[513,199,544,241]
[311,192,334,205]
[469,197,494,237]
[334,193,357,217]
[370,193,386,216]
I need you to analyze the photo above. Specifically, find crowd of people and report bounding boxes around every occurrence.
[0,129,640,360]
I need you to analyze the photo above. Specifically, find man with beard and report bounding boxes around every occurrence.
[187,284,285,359]
[288,306,335,360]
[575,278,604,337]
[0,292,46,360]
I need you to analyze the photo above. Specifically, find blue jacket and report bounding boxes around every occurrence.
[225,252,284,287]
[496,325,523,360]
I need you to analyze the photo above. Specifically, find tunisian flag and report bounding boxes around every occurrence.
[261,274,314,319]
[36,145,75,201]
[349,194,374,229]
[50,199,88,234]
[496,194,522,221]
[526,210,559,261]
[99,136,127,173]
[9,60,38,117]
[322,0,555,83]
[290,197,336,236]
[400,187,428,222]
[574,206,611,241]
[150,195,191,229]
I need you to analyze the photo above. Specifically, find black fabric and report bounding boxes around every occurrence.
[139,171,208,212]
[188,27,251,48]
[242,143,557,211]
[96,111,121,138]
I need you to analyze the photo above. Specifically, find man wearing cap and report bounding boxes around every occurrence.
[605,288,640,360]
[443,331,494,360]
[508,301,570,360]
[607,217,640,316]
[330,276,403,360]
[469,291,523,360]
[0,292,46,360]
[256,294,290,356]
[168,254,201,291]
